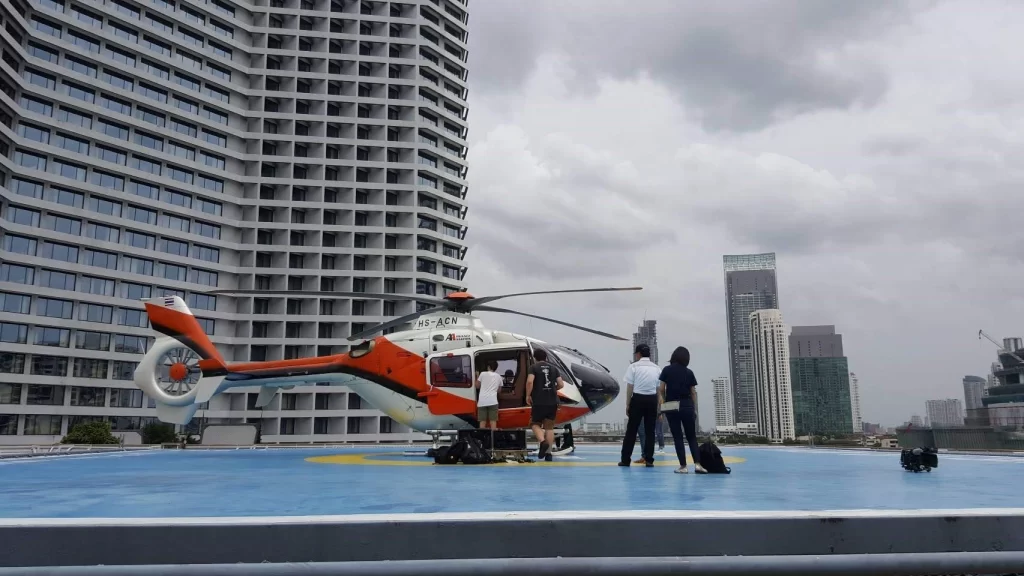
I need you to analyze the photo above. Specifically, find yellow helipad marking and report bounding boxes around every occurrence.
[306,453,746,467]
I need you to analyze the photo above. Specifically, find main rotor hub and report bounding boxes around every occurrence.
[444,291,474,301]
[444,291,476,312]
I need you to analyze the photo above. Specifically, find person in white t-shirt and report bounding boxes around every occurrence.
[475,360,501,431]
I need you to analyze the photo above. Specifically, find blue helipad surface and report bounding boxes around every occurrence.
[0,446,1020,518]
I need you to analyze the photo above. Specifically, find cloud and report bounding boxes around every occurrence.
[470,1,920,131]
[462,2,1024,426]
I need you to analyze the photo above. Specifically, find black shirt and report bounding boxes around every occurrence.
[529,361,560,406]
[659,364,697,406]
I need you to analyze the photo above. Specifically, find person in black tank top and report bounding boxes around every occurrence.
[527,348,564,461]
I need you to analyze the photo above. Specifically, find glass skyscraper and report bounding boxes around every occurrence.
[723,252,777,425]
[788,325,853,437]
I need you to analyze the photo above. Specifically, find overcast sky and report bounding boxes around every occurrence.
[458,0,1024,427]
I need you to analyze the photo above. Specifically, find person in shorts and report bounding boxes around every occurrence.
[475,359,501,431]
[526,348,564,461]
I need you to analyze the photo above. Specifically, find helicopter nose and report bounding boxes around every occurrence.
[571,364,620,412]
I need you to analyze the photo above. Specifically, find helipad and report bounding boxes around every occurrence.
[0,445,1020,518]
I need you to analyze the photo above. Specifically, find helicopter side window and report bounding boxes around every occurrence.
[429,355,472,388]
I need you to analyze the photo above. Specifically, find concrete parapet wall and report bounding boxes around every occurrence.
[897,426,1024,451]
[2,509,1023,568]
[200,425,257,446]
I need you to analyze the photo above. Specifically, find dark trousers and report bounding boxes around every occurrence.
[621,394,658,464]
[638,415,665,449]
[665,404,700,468]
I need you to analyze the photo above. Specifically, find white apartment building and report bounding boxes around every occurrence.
[849,371,862,434]
[712,375,734,428]
[749,309,794,442]
[925,399,964,429]
[0,0,470,444]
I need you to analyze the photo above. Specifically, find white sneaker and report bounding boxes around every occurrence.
[674,466,688,474]
[695,464,708,474]
[656,448,665,455]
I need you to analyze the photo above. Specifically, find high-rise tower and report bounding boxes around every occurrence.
[712,376,734,428]
[849,371,863,434]
[925,399,964,428]
[723,253,777,426]
[788,325,853,437]
[963,375,986,411]
[632,319,658,364]
[750,309,793,442]
[0,0,470,444]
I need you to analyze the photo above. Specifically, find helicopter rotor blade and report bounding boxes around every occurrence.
[346,306,449,341]
[470,287,642,308]
[206,289,446,306]
[474,305,629,341]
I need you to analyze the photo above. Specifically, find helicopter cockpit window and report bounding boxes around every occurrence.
[551,346,603,372]
[429,354,472,388]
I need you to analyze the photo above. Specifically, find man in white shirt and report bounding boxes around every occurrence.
[619,344,662,467]
[475,360,502,431]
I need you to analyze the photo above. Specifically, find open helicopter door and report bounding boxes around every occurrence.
[420,349,478,416]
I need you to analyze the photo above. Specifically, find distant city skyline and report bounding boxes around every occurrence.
[724,253,778,426]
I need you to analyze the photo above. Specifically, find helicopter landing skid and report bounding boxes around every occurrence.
[408,429,573,459]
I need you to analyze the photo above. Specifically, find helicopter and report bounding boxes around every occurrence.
[133,287,636,434]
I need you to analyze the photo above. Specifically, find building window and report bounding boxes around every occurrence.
[3,235,37,255]
[73,358,109,379]
[76,331,111,351]
[33,327,70,347]
[0,383,23,405]
[26,382,65,402]
[0,264,34,285]
[109,388,143,408]
[69,383,104,405]
[0,414,17,434]
[77,303,113,324]
[0,350,26,375]
[118,309,149,328]
[112,361,137,380]
[38,297,74,319]
[23,414,62,435]
[0,292,31,314]
[0,323,28,344]
[114,334,148,354]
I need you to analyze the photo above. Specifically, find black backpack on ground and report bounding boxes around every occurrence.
[433,440,466,465]
[698,441,731,474]
[460,437,492,465]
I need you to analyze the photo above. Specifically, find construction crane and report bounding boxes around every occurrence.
[978,330,1024,366]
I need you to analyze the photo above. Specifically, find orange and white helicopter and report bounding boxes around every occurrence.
[133,287,637,435]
